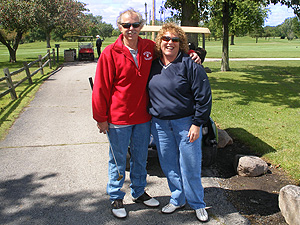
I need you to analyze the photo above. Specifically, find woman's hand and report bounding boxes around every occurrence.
[188,124,200,142]
[97,121,109,134]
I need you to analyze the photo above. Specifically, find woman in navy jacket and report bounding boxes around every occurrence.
[148,23,212,222]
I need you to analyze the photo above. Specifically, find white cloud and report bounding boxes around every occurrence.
[265,3,296,26]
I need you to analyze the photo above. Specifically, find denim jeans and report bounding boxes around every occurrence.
[106,121,150,201]
[151,116,206,210]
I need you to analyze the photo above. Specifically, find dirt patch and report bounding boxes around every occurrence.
[212,139,297,224]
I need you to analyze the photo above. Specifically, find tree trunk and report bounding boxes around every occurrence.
[0,31,23,63]
[230,35,235,45]
[8,48,17,63]
[181,0,198,47]
[221,0,231,71]
[46,31,51,48]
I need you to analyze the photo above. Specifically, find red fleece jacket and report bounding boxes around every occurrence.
[92,34,155,125]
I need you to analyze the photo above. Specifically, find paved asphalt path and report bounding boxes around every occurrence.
[0,61,250,225]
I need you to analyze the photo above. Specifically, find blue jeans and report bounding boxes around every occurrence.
[106,121,150,201]
[151,116,206,210]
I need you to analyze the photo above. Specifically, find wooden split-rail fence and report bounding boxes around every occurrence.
[0,49,56,100]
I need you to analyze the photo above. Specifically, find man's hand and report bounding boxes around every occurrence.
[188,124,200,143]
[190,52,201,65]
[97,121,109,134]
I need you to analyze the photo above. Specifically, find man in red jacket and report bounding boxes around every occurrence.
[92,8,159,219]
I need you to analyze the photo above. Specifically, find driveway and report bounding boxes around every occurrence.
[0,61,249,225]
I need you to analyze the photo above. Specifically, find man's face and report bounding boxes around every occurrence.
[119,13,142,42]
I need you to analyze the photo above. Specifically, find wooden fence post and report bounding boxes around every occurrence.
[38,55,44,75]
[23,61,33,85]
[52,48,56,65]
[48,49,52,69]
[3,68,17,100]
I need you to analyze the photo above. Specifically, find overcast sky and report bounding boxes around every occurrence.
[81,0,296,28]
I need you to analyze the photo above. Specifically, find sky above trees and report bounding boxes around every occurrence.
[82,0,296,28]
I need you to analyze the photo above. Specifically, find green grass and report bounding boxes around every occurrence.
[205,60,300,183]
[204,36,300,58]
[0,36,300,183]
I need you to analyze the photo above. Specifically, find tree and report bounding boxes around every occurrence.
[291,16,300,38]
[230,1,268,44]
[34,0,87,48]
[217,0,300,71]
[0,0,37,62]
[164,0,300,71]
[84,14,114,39]
[249,26,264,42]
[279,16,300,39]
[263,25,281,38]
[164,0,210,47]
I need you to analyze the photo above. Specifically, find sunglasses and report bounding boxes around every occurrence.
[161,36,180,42]
[120,22,141,28]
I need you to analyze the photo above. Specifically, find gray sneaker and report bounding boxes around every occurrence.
[195,208,209,222]
[162,203,185,214]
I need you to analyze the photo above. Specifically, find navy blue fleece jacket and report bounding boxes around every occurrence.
[147,52,212,126]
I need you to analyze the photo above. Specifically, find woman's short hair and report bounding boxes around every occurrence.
[155,23,189,58]
[117,8,145,30]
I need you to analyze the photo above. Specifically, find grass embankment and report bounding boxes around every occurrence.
[0,36,299,183]
[205,60,300,183]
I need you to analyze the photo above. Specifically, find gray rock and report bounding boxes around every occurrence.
[234,155,268,177]
[279,185,300,225]
[217,129,233,148]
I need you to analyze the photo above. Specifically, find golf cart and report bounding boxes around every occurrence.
[78,36,95,61]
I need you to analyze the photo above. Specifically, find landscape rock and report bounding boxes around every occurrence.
[279,185,300,225]
[217,129,233,148]
[234,155,268,177]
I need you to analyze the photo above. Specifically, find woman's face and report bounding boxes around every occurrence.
[160,31,180,60]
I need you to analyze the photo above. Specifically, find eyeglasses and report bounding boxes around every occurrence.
[120,22,141,28]
[161,36,180,42]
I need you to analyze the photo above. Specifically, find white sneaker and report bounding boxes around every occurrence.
[111,199,127,219]
[162,203,185,214]
[195,208,209,222]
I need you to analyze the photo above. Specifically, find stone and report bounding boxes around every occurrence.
[279,185,300,225]
[217,129,233,148]
[234,155,268,177]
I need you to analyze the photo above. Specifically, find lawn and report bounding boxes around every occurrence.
[0,36,299,183]
[204,60,300,183]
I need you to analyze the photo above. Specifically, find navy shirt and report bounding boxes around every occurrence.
[148,52,212,126]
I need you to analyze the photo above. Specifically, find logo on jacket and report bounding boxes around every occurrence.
[143,51,152,60]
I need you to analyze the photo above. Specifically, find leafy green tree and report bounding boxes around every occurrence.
[34,0,87,48]
[291,16,300,37]
[0,0,37,62]
[264,25,281,38]
[25,27,47,43]
[164,0,209,46]
[249,26,264,42]
[278,16,300,39]
[164,0,300,71]
[208,0,268,45]
[112,29,121,36]
[75,14,113,39]
[98,23,114,39]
